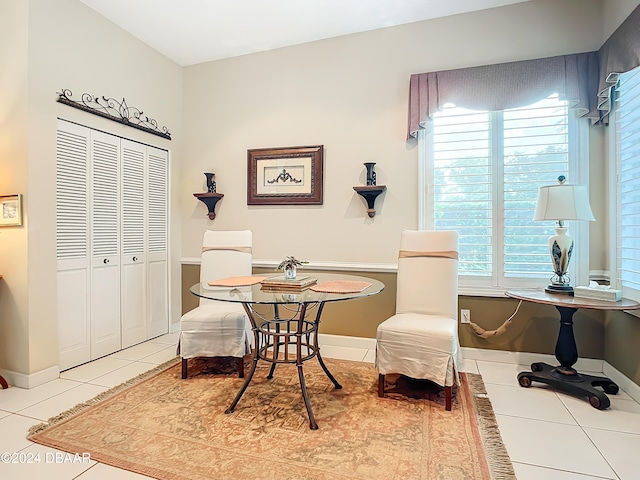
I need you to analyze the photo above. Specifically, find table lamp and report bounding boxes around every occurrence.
[533,176,595,294]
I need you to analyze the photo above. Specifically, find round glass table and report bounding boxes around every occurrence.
[190,272,385,429]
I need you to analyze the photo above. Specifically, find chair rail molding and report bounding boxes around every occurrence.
[180,258,398,273]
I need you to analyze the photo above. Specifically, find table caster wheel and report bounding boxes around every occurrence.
[589,393,610,410]
[531,362,544,372]
[518,374,532,388]
[603,383,619,395]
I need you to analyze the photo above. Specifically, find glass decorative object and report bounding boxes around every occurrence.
[284,265,297,280]
[276,256,308,280]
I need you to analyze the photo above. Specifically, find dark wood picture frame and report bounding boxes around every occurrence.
[247,145,324,205]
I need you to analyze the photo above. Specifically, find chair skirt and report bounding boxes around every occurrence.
[179,302,253,359]
[376,312,460,388]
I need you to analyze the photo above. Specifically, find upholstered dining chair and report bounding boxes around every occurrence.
[179,229,253,379]
[376,229,461,410]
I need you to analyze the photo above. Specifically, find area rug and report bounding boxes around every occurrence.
[28,357,515,480]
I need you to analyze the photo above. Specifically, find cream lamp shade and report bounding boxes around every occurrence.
[533,183,595,223]
[533,176,595,294]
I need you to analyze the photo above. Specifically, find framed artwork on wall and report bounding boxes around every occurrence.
[0,194,23,226]
[247,145,324,205]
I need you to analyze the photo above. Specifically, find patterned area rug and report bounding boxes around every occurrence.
[29,357,515,480]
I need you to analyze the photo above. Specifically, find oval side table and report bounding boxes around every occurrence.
[505,288,639,410]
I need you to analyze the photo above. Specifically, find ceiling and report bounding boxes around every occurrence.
[78,0,531,66]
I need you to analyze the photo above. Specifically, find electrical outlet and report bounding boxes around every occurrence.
[460,309,471,324]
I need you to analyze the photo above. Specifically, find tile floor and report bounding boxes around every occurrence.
[0,333,638,479]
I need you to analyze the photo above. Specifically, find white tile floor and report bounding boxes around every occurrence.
[0,333,638,479]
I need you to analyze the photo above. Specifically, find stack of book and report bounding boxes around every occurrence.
[260,275,317,291]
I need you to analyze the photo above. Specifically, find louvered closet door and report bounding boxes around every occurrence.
[146,146,169,339]
[90,130,122,359]
[121,140,147,348]
[56,121,91,370]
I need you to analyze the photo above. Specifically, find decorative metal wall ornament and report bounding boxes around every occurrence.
[267,168,302,184]
[57,89,171,140]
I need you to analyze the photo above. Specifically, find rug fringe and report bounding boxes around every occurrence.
[466,373,517,480]
[28,357,181,438]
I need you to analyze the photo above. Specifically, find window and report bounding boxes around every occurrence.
[611,66,640,301]
[419,94,590,294]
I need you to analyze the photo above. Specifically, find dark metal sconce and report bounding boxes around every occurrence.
[195,173,223,219]
[353,162,386,217]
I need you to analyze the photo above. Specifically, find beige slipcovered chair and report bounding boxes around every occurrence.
[376,229,461,410]
[179,230,253,379]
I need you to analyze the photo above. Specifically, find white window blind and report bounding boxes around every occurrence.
[613,67,640,298]
[420,94,588,291]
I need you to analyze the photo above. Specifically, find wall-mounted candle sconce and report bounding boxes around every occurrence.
[353,163,386,217]
[194,172,224,220]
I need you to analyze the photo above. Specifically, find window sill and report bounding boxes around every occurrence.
[458,286,509,298]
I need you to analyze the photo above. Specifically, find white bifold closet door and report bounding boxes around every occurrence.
[120,140,146,348]
[146,146,169,339]
[89,130,122,358]
[56,123,91,370]
[120,141,169,347]
[56,120,168,370]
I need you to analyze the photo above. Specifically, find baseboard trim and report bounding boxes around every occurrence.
[460,347,604,373]
[318,333,376,350]
[603,361,640,404]
[0,366,60,389]
[461,346,640,403]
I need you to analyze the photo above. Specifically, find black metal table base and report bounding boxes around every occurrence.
[224,302,341,430]
[515,303,619,410]
[517,362,619,410]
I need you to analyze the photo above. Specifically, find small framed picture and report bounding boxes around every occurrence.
[0,194,23,226]
[247,145,324,205]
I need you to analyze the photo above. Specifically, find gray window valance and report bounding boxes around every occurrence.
[407,52,598,140]
[407,4,640,139]
[596,4,640,122]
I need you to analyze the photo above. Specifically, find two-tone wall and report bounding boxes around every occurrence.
[178,0,639,386]
[2,0,639,388]
[182,265,605,360]
[179,0,605,264]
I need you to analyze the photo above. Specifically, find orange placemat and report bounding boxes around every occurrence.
[310,280,372,293]
[208,276,267,287]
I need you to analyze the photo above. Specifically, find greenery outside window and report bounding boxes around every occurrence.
[419,94,590,295]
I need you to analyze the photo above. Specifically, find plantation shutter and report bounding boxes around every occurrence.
[427,95,573,286]
[615,67,640,295]
[430,109,492,277]
[502,97,570,278]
